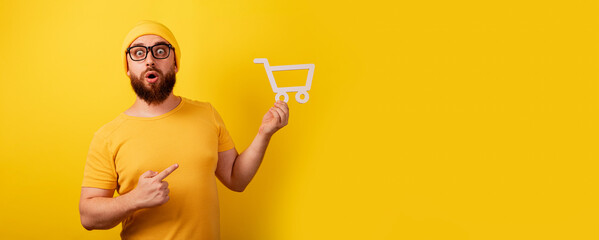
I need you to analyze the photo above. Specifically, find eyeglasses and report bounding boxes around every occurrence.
[126,44,174,61]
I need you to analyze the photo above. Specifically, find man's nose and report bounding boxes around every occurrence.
[145,53,156,66]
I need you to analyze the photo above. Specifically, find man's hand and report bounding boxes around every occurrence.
[259,100,289,136]
[129,164,179,209]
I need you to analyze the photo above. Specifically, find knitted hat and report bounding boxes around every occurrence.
[121,20,181,75]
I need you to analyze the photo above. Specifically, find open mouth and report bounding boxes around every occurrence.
[144,71,159,83]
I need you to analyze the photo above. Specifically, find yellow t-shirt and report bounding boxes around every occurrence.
[82,97,235,240]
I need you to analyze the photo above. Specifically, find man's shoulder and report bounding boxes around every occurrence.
[93,114,128,140]
[181,97,215,112]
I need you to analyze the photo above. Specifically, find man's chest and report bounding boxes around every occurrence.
[113,118,219,192]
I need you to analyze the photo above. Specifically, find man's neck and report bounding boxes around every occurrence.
[124,93,182,118]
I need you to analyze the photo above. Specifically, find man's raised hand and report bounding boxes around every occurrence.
[259,100,289,136]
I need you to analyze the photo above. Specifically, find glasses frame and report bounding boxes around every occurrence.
[126,44,174,61]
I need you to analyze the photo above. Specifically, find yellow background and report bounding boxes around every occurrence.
[1,0,598,239]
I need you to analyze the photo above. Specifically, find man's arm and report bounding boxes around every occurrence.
[215,101,289,192]
[79,187,138,230]
[79,164,179,230]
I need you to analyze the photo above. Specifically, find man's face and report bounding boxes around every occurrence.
[126,35,178,105]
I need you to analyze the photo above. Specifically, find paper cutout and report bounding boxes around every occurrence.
[254,58,315,103]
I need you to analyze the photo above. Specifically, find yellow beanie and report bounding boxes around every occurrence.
[121,20,181,75]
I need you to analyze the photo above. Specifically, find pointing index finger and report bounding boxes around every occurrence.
[155,164,179,181]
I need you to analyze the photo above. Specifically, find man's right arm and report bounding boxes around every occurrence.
[79,187,139,230]
[79,164,179,230]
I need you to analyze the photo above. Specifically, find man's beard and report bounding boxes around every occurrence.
[130,67,176,105]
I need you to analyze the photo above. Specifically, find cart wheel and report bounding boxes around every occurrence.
[275,92,289,103]
[296,91,309,104]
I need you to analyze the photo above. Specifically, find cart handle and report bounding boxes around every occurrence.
[253,58,269,65]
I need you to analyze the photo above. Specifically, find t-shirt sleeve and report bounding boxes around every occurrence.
[210,104,235,152]
[82,132,118,190]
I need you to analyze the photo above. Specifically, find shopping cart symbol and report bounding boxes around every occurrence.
[254,58,315,104]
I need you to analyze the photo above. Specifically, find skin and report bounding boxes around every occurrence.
[79,35,289,230]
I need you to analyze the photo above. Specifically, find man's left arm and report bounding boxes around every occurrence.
[215,100,289,192]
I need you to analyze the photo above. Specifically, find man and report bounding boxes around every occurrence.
[79,20,289,239]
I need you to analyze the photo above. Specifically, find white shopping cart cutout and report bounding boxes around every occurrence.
[254,58,315,104]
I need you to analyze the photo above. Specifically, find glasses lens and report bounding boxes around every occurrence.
[129,47,147,61]
[152,45,170,59]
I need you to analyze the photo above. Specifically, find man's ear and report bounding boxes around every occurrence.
[174,58,178,73]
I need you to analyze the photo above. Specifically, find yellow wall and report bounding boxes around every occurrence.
[1,0,598,239]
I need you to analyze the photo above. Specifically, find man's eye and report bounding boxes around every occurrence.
[135,51,144,56]
[156,49,165,55]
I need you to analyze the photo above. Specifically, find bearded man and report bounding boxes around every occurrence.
[78,20,289,240]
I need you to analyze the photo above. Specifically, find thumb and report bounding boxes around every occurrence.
[140,170,158,179]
